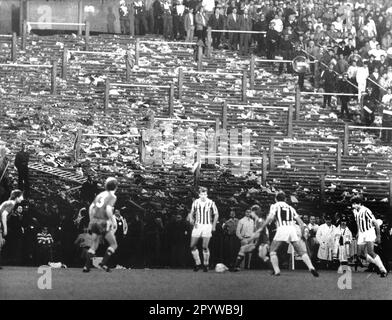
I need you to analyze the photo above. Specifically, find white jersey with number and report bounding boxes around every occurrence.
[353,205,376,244]
[268,202,299,243]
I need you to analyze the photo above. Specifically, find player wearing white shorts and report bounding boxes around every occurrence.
[187,187,219,272]
[255,191,319,277]
[232,205,270,272]
[351,197,387,277]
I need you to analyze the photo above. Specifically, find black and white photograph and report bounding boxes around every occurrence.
[1,0,392,308]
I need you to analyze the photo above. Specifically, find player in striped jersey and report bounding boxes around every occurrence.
[187,187,219,272]
[232,205,270,272]
[83,177,118,273]
[351,197,387,277]
[255,191,319,277]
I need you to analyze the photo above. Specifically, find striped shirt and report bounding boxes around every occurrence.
[268,202,298,227]
[353,206,375,233]
[190,198,218,225]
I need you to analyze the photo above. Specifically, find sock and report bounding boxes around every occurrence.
[366,254,376,265]
[85,249,95,268]
[202,249,210,266]
[301,253,315,271]
[373,255,387,273]
[191,249,201,265]
[270,253,280,274]
[234,255,244,268]
[101,247,115,266]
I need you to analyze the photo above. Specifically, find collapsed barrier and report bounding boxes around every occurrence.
[22,20,90,51]
[0,34,18,61]
[0,62,57,94]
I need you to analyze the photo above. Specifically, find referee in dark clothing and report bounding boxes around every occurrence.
[14,144,29,198]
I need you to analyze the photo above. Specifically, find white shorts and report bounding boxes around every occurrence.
[191,224,212,238]
[273,225,299,243]
[357,229,376,245]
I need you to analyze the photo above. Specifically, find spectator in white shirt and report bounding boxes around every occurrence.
[347,60,358,81]
[364,16,377,39]
[236,209,255,245]
[382,87,392,105]
[356,62,369,96]
[316,215,336,269]
[271,12,284,33]
[368,43,387,61]
[202,0,215,22]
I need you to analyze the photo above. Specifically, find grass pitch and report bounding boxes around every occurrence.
[0,267,391,300]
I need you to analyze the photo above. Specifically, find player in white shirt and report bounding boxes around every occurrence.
[255,191,319,277]
[351,197,387,277]
[187,186,219,272]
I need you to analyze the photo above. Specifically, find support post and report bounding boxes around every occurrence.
[125,51,131,82]
[135,38,140,66]
[269,137,275,170]
[389,175,392,210]
[148,113,154,129]
[78,0,83,36]
[19,0,24,37]
[314,60,319,88]
[85,21,90,51]
[139,130,146,163]
[22,20,27,51]
[104,78,110,112]
[62,48,68,80]
[51,60,57,95]
[169,83,174,117]
[207,27,212,58]
[197,43,203,71]
[320,174,326,205]
[287,105,293,138]
[11,33,17,61]
[75,129,82,161]
[194,151,201,188]
[178,67,183,99]
[336,140,342,174]
[222,101,227,131]
[242,70,247,102]
[250,55,255,90]
[215,118,219,134]
[343,123,349,156]
[262,151,267,187]
[295,84,301,120]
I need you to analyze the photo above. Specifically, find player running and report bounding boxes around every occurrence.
[188,186,219,272]
[351,197,387,277]
[83,177,119,273]
[0,190,24,269]
[232,205,270,272]
[254,191,319,277]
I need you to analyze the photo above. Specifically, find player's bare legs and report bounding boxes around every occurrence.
[83,234,100,273]
[269,240,283,276]
[99,232,118,272]
[292,241,319,277]
[190,237,202,271]
[233,243,255,272]
[201,237,211,272]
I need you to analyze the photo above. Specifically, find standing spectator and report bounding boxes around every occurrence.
[253,11,268,55]
[222,209,239,268]
[195,6,208,43]
[338,73,354,119]
[166,213,189,268]
[316,215,336,269]
[3,204,24,265]
[21,202,39,266]
[14,144,29,199]
[202,0,215,22]
[80,175,99,206]
[74,227,93,267]
[134,0,148,35]
[0,146,10,203]
[227,7,240,51]
[320,62,337,107]
[184,7,195,42]
[173,0,186,40]
[307,215,319,264]
[266,21,280,59]
[333,216,353,273]
[236,209,255,245]
[335,53,349,74]
[208,7,224,49]
[36,226,54,266]
[162,0,173,39]
[119,0,131,34]
[153,0,164,34]
[279,34,294,74]
[112,209,128,267]
[238,8,253,55]
[356,61,370,98]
